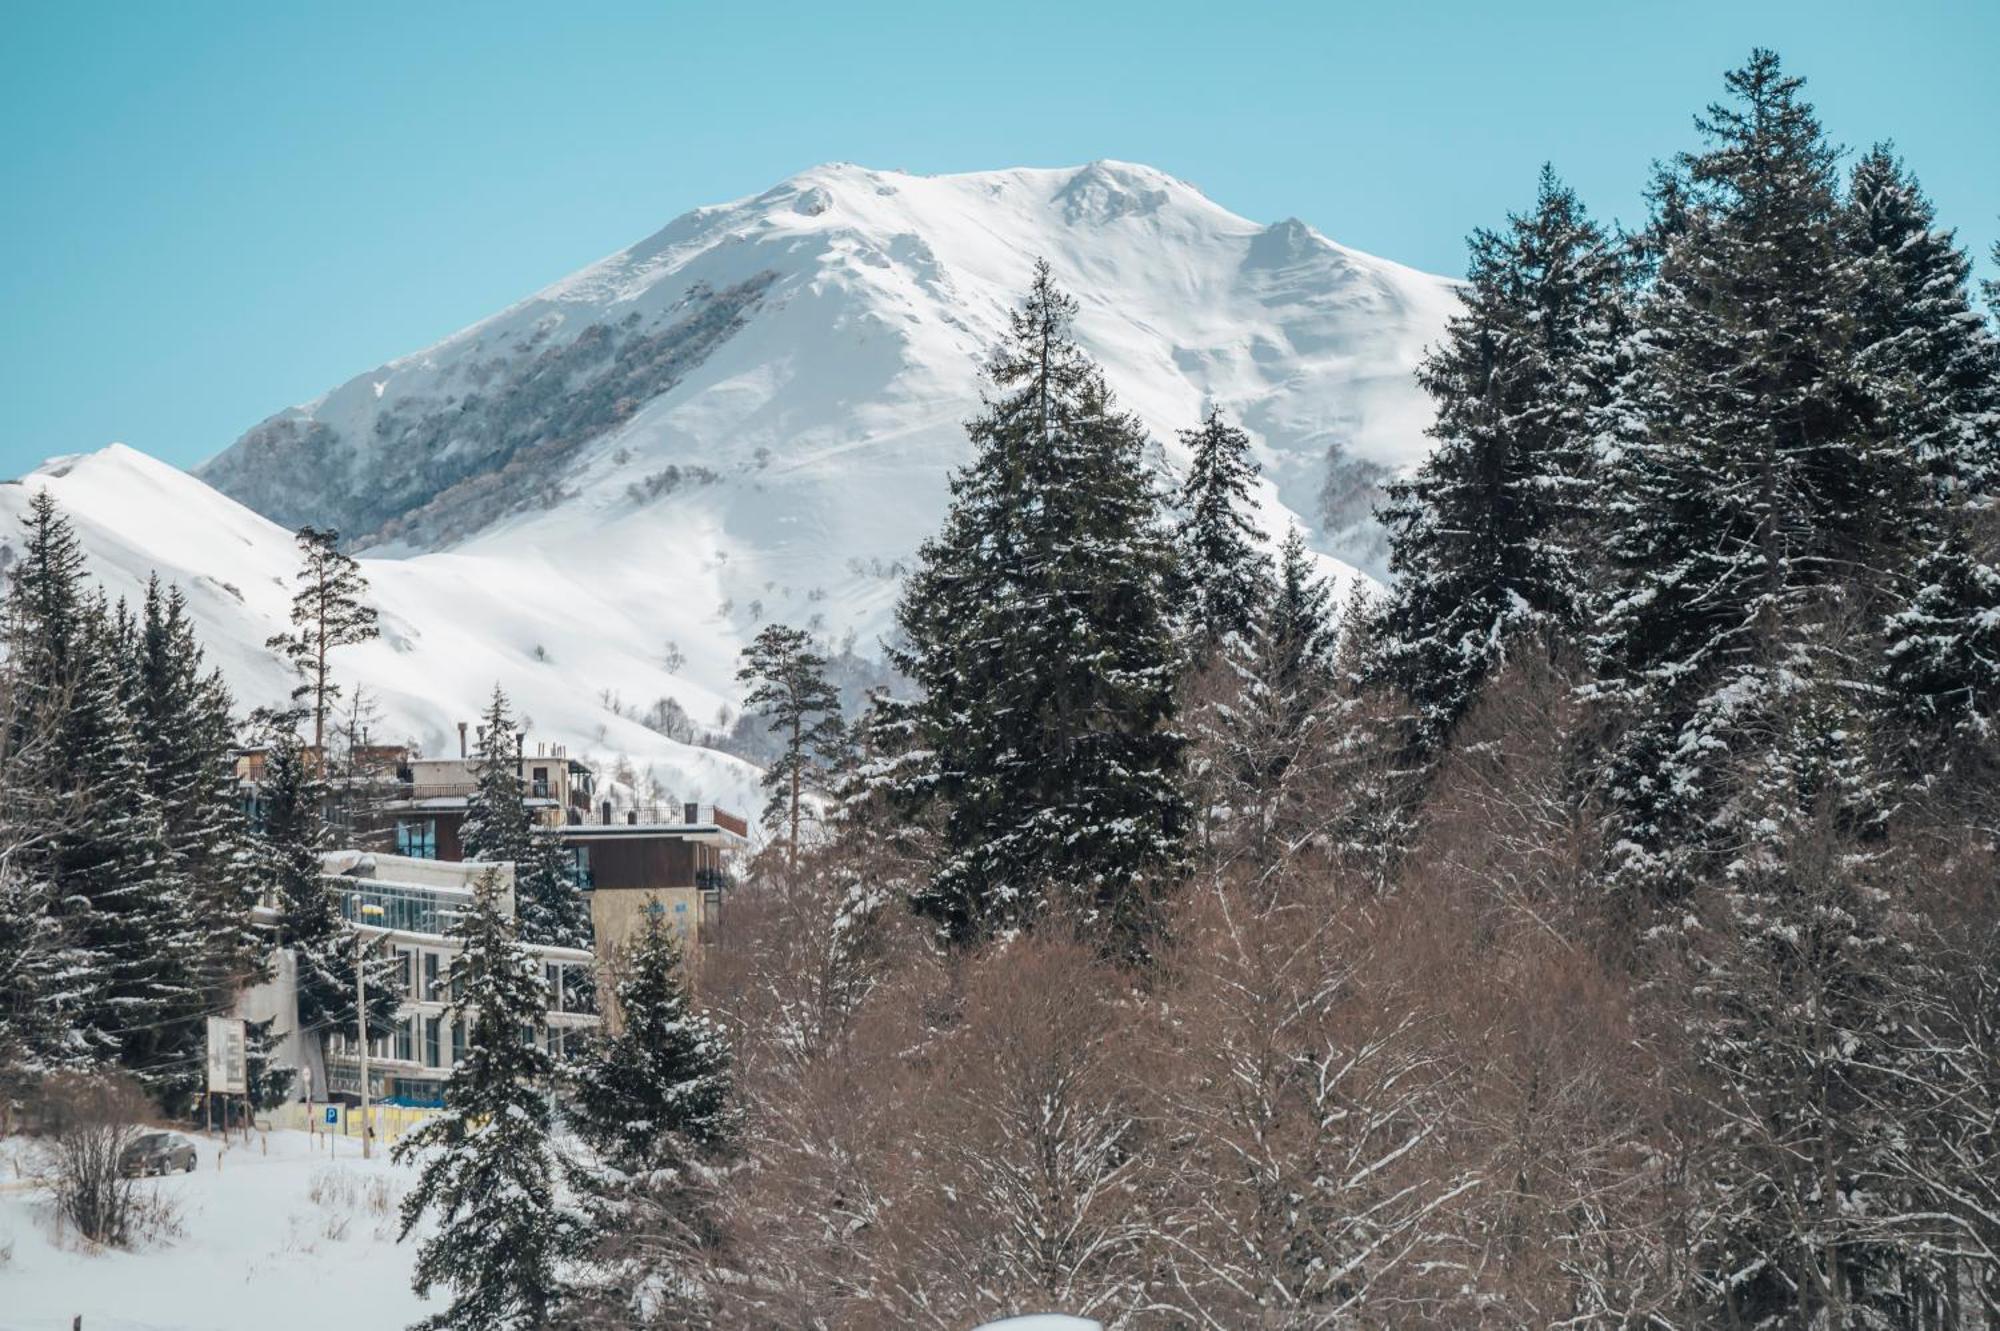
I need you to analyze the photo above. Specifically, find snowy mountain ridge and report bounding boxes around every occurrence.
[8,161,1458,816]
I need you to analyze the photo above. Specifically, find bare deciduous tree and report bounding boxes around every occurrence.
[36,1072,149,1247]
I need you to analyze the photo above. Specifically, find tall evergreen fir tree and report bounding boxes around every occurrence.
[571,911,738,1171]
[395,867,587,1331]
[457,685,589,950]
[736,624,845,875]
[266,526,379,756]
[1378,165,1625,751]
[567,912,737,1325]
[53,596,206,1097]
[1846,147,2000,749]
[1844,146,2000,508]
[1260,529,1342,718]
[892,261,1187,952]
[0,671,90,1101]
[3,496,244,1105]
[0,503,96,1091]
[459,686,532,868]
[134,576,262,1011]
[1591,52,1887,890]
[1204,528,1342,859]
[1173,408,1269,652]
[518,827,594,956]
[260,724,395,1063]
[5,491,91,787]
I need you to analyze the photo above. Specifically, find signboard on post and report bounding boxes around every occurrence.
[205,1016,248,1096]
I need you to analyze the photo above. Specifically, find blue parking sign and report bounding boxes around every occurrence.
[323,1105,340,1126]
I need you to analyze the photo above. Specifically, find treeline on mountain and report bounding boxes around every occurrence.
[0,503,606,1130]
[212,274,781,551]
[654,50,2000,1331]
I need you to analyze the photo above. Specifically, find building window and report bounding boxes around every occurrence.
[395,819,438,859]
[532,767,550,799]
[450,1019,465,1064]
[394,1019,414,1063]
[424,1017,442,1068]
[395,948,414,997]
[569,846,591,889]
[423,952,440,1002]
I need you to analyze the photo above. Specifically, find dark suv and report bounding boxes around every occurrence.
[119,1131,197,1177]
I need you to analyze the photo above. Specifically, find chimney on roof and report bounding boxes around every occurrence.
[601,800,612,826]
[457,722,468,759]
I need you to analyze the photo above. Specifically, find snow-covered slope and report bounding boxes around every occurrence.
[0,446,763,812]
[201,161,1454,574]
[1,1128,436,1331]
[11,162,1457,812]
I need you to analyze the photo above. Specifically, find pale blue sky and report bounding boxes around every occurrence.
[3,1,1994,478]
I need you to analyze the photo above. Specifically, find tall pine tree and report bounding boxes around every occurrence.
[1663,692,1931,1327]
[1848,146,2000,749]
[134,576,262,1012]
[566,912,738,1325]
[1591,52,1887,891]
[3,496,259,1107]
[1202,528,1343,861]
[1378,165,1624,751]
[266,526,379,756]
[459,686,532,868]
[736,624,845,876]
[395,866,587,1331]
[892,261,1187,952]
[459,685,590,949]
[25,572,205,1096]
[260,723,395,1067]
[1173,408,1269,653]
[570,910,738,1171]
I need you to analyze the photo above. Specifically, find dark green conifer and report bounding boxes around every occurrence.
[892,261,1187,952]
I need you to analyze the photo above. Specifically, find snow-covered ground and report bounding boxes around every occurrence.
[0,1130,1101,1331]
[0,1129,435,1331]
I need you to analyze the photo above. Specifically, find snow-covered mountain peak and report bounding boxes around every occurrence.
[20,160,1462,818]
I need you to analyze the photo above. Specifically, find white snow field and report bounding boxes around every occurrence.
[2,161,1454,815]
[0,1129,437,1331]
[0,1131,1103,1331]
[0,444,768,817]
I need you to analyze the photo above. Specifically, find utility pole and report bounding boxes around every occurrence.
[354,924,372,1159]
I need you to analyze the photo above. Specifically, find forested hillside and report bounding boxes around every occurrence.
[681,51,2000,1330]
[5,46,1998,1331]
